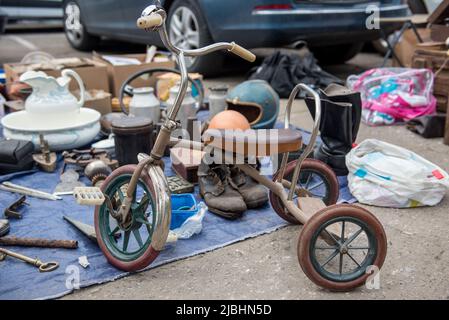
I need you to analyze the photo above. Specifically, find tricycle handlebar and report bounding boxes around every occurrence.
[137,14,163,29]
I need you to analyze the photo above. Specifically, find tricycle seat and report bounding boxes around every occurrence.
[203,129,302,156]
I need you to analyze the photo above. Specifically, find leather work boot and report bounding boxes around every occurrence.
[0,219,10,237]
[230,165,268,209]
[198,162,247,219]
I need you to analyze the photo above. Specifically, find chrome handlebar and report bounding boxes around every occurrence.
[284,83,321,159]
[137,5,256,123]
[137,11,255,62]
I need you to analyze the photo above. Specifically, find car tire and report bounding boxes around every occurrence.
[312,43,364,65]
[63,1,99,51]
[167,0,224,76]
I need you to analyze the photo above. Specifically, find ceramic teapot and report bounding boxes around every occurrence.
[19,69,85,119]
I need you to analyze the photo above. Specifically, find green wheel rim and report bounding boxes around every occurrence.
[99,174,156,262]
[309,216,378,282]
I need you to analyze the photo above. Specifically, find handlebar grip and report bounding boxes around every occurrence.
[137,14,163,29]
[228,42,256,63]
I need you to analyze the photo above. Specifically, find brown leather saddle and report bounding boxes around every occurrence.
[203,129,302,156]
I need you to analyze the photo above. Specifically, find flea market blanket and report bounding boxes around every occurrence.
[0,132,355,300]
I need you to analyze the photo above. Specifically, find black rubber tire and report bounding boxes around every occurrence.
[298,204,387,291]
[63,0,99,51]
[312,43,364,65]
[270,159,339,225]
[167,0,224,76]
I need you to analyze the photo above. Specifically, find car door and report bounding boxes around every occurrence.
[118,0,154,38]
[80,0,125,35]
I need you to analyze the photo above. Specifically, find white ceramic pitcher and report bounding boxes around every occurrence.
[19,69,85,120]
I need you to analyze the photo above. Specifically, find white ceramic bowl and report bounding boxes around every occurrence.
[1,108,101,151]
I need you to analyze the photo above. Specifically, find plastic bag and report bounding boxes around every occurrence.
[346,139,449,208]
[347,68,436,125]
[172,202,207,239]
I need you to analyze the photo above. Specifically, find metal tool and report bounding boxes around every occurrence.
[63,216,98,243]
[4,195,28,219]
[63,216,121,243]
[0,236,78,249]
[0,182,62,201]
[0,220,10,237]
[0,247,59,272]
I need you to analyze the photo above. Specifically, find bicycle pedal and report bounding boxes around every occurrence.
[73,187,105,206]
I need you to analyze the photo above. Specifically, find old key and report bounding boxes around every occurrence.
[0,247,59,272]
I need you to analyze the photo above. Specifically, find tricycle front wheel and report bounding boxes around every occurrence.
[94,165,160,271]
[297,204,387,291]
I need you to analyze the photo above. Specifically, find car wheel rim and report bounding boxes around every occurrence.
[169,6,200,67]
[65,2,83,43]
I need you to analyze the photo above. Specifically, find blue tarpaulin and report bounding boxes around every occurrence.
[0,121,355,299]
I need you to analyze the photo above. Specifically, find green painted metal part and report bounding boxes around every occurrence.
[309,216,377,283]
[98,174,156,262]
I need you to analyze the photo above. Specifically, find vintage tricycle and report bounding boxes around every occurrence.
[75,4,387,292]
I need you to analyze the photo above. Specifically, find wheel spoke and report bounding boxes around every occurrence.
[304,173,313,189]
[117,188,125,202]
[315,246,338,250]
[341,221,346,242]
[348,246,370,250]
[343,228,364,247]
[321,249,339,268]
[307,181,325,192]
[339,253,344,275]
[136,217,151,226]
[132,229,144,247]
[323,228,340,245]
[172,14,182,32]
[346,252,361,268]
[123,231,130,252]
[136,194,149,212]
[109,225,120,237]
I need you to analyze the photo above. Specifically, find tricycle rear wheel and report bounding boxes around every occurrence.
[270,159,339,224]
[297,204,387,291]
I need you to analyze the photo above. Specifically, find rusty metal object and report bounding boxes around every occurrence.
[61,148,118,173]
[4,195,28,219]
[0,236,78,249]
[84,160,112,187]
[63,215,97,243]
[32,134,57,172]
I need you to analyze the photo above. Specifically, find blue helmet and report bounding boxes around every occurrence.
[226,80,280,129]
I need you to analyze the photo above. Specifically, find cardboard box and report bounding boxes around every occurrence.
[156,72,203,101]
[93,52,175,98]
[74,89,112,115]
[393,28,431,67]
[3,58,110,93]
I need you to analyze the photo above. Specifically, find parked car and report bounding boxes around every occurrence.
[0,0,62,24]
[63,0,410,75]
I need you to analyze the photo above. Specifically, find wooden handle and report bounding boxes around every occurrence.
[137,14,163,29]
[229,42,256,62]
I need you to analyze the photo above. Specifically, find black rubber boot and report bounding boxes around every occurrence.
[306,84,362,176]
